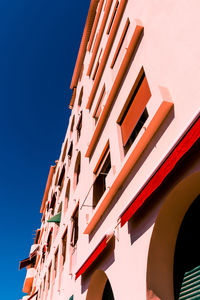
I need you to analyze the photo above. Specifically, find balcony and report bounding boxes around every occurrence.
[22,267,35,294]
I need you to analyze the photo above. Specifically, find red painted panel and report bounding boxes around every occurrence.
[75,237,107,280]
[121,76,151,146]
[120,117,200,227]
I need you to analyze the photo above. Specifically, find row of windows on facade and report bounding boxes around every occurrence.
[37,209,78,300]
[46,69,150,234]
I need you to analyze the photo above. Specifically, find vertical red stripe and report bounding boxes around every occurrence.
[121,117,200,227]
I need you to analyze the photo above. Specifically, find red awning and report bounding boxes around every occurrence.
[75,233,113,280]
[120,115,200,227]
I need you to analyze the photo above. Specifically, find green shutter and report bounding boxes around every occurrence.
[69,296,74,300]
[47,212,61,223]
[178,265,200,299]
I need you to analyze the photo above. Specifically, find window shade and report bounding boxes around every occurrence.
[120,75,151,146]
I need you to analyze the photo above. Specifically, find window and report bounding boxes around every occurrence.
[54,248,58,278]
[70,206,79,247]
[110,18,130,69]
[106,0,119,34]
[93,144,111,207]
[68,142,73,166]
[47,229,53,253]
[74,152,81,190]
[70,116,75,137]
[92,49,102,81]
[77,87,83,112]
[118,70,151,154]
[93,85,105,123]
[61,139,68,162]
[58,165,65,191]
[64,180,70,213]
[76,112,82,141]
[62,228,67,265]
[48,263,52,290]
[50,192,57,215]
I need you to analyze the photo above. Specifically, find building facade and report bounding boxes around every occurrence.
[19,0,200,299]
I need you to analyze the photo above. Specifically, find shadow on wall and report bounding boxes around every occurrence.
[88,107,174,242]
[81,238,115,294]
[146,171,200,300]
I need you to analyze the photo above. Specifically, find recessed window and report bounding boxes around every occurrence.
[61,139,68,162]
[50,192,57,215]
[110,18,130,69]
[58,165,65,191]
[62,228,67,265]
[118,70,151,154]
[47,229,53,253]
[76,112,82,141]
[77,87,83,112]
[92,49,102,81]
[70,116,75,137]
[68,142,73,166]
[106,0,119,35]
[48,263,52,290]
[93,144,111,207]
[93,84,105,123]
[64,180,70,213]
[54,248,58,278]
[70,206,79,247]
[74,152,81,190]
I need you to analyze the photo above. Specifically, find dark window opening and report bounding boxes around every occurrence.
[70,207,79,247]
[76,112,82,141]
[54,248,58,278]
[93,147,111,207]
[58,166,65,190]
[62,229,67,265]
[47,263,51,290]
[68,142,73,166]
[118,71,151,154]
[50,193,57,214]
[102,279,115,300]
[47,230,53,253]
[124,108,148,154]
[93,85,105,124]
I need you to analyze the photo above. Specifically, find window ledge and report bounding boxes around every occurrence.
[83,101,173,234]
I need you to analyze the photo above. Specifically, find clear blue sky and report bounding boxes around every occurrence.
[0,0,90,299]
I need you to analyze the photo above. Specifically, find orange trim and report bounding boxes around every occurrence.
[70,0,100,89]
[85,24,144,157]
[40,166,55,213]
[84,101,174,234]
[34,229,40,244]
[106,0,119,34]
[69,87,77,109]
[87,0,105,51]
[92,84,106,118]
[93,140,109,174]
[87,0,113,77]
[35,254,40,269]
[92,48,102,80]
[86,0,128,110]
[38,228,43,244]
[110,18,130,68]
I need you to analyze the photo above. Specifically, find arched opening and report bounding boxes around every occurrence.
[64,180,70,213]
[174,194,200,299]
[74,152,81,190]
[147,172,200,300]
[86,270,115,300]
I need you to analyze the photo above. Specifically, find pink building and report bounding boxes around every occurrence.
[19,0,200,299]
